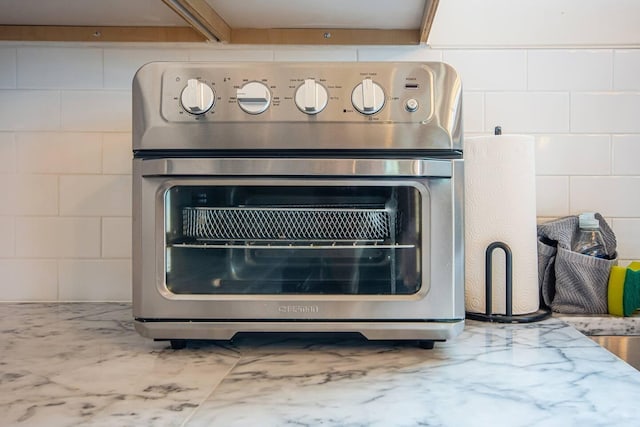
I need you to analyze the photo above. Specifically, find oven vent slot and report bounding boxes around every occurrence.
[182,207,392,242]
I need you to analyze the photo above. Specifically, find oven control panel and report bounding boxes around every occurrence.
[158,63,440,123]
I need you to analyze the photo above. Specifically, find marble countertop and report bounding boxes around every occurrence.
[557,313,640,336]
[3,303,640,426]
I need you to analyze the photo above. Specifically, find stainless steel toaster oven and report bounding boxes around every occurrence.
[132,62,464,348]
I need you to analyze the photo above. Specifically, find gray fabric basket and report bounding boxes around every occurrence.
[537,214,617,314]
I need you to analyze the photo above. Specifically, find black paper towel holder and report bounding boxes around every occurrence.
[465,126,551,323]
[465,241,552,323]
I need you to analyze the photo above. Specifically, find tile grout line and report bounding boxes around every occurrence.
[13,46,18,88]
[57,172,61,301]
[99,132,105,259]
[101,48,105,89]
[609,134,614,176]
[608,51,615,178]
[525,48,529,91]
[611,49,615,91]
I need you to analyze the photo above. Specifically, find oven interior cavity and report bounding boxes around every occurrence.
[164,185,422,296]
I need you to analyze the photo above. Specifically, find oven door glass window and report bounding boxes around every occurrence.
[164,185,422,295]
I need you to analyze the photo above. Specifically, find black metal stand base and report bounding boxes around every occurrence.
[469,241,552,324]
[466,308,551,324]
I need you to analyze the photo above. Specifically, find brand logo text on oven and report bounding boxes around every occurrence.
[278,305,320,313]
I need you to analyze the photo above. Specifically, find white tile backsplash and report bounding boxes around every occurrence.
[0,90,60,130]
[103,133,132,174]
[528,50,612,91]
[612,219,640,259]
[1,43,639,301]
[536,176,569,217]
[60,175,131,216]
[16,132,102,174]
[102,217,132,258]
[61,91,131,131]
[0,174,58,216]
[0,132,16,173]
[274,47,357,62]
[571,93,640,133]
[13,175,59,216]
[0,47,17,88]
[0,216,15,257]
[104,48,189,89]
[58,259,131,301]
[462,92,484,133]
[15,217,100,258]
[535,134,610,175]
[485,92,570,133]
[614,50,640,90]
[0,259,58,301]
[570,176,640,217]
[17,47,103,89]
[442,50,526,91]
[357,47,442,62]
[188,48,275,62]
[612,135,640,175]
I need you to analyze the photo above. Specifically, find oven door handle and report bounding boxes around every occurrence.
[140,158,455,177]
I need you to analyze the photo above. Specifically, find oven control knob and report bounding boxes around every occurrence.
[351,78,385,115]
[180,78,215,115]
[294,79,328,115]
[236,81,271,114]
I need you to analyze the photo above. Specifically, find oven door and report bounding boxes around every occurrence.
[133,157,464,327]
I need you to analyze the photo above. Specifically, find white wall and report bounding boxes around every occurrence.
[0,41,638,301]
[430,0,640,47]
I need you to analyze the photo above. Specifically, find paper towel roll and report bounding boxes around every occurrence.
[464,134,539,315]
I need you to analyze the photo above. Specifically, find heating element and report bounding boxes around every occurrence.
[132,62,464,348]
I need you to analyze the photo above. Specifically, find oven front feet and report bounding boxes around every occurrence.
[170,339,187,350]
[416,340,435,349]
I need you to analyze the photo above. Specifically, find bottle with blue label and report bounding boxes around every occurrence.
[572,212,608,258]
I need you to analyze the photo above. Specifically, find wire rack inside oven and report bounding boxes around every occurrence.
[182,206,392,242]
